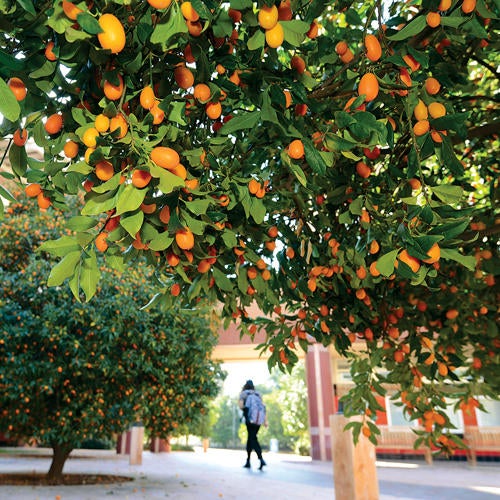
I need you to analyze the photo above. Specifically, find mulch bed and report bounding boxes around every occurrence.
[0,473,134,486]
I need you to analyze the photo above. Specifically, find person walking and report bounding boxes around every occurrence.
[239,380,267,470]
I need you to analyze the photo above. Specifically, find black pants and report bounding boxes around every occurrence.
[246,423,262,459]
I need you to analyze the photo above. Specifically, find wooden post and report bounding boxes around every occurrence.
[129,424,144,465]
[330,414,379,500]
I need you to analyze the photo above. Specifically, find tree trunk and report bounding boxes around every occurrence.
[47,443,73,484]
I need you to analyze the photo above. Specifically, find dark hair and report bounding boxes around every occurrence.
[243,380,254,390]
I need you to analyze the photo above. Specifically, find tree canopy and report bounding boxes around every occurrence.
[0,0,498,451]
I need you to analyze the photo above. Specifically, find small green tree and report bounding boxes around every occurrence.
[210,395,242,448]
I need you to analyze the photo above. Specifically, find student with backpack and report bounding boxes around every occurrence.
[238,379,267,470]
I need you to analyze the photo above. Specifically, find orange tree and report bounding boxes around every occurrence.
[0,196,224,483]
[0,0,498,451]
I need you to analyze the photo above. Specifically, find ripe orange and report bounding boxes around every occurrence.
[131,169,152,188]
[170,163,187,179]
[426,12,441,28]
[228,8,242,23]
[139,86,156,110]
[287,139,304,159]
[25,183,42,198]
[414,100,428,121]
[8,77,27,101]
[423,242,440,264]
[193,83,211,101]
[150,102,165,124]
[446,309,459,320]
[103,74,124,101]
[63,140,79,158]
[265,22,284,48]
[358,73,379,102]
[82,127,99,148]
[307,21,319,39]
[403,54,420,72]
[369,240,379,254]
[147,0,172,9]
[425,77,441,95]
[171,283,181,296]
[356,266,367,280]
[13,128,28,146]
[268,226,278,238]
[278,0,292,20]
[159,205,171,224]
[37,191,51,209]
[176,227,195,250]
[340,48,354,63]
[369,261,380,277]
[181,1,199,21]
[45,41,57,61]
[151,146,180,169]
[291,55,306,74]
[109,114,128,138]
[95,232,109,252]
[356,161,371,178]
[431,130,446,143]
[186,20,203,37]
[428,102,446,119]
[95,114,110,133]
[462,0,476,13]
[174,65,194,89]
[364,34,382,62]
[335,41,348,55]
[258,5,279,30]
[397,249,421,273]
[408,178,422,190]
[413,120,430,136]
[62,0,82,20]
[205,101,222,120]
[44,113,63,135]
[95,160,114,181]
[438,0,451,10]
[98,14,126,54]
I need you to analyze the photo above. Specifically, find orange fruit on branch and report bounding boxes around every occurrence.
[364,34,382,62]
[109,113,128,138]
[45,41,57,61]
[428,102,446,119]
[422,242,440,264]
[13,128,28,146]
[8,77,27,101]
[181,1,199,21]
[147,0,172,9]
[131,169,152,188]
[94,114,110,133]
[44,113,63,135]
[174,65,194,89]
[287,139,304,159]
[25,183,42,198]
[151,146,180,169]
[176,228,195,250]
[265,22,284,48]
[98,14,126,54]
[103,74,124,101]
[397,249,421,273]
[358,73,379,102]
[82,127,99,148]
[62,0,82,20]
[63,140,79,158]
[425,77,441,95]
[95,160,114,181]
[258,4,279,30]
[426,12,441,28]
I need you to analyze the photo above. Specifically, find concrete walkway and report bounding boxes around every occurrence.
[0,447,499,499]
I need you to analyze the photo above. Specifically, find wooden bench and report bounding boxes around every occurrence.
[464,426,500,466]
[377,425,433,464]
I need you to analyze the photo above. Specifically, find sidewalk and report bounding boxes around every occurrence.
[0,447,499,499]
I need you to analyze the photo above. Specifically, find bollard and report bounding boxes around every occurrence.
[129,423,145,465]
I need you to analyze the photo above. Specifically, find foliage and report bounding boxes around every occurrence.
[0,195,225,479]
[0,0,498,453]
[210,394,243,448]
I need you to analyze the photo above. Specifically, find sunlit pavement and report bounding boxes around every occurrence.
[0,447,499,499]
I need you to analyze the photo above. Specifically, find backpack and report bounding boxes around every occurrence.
[244,391,266,425]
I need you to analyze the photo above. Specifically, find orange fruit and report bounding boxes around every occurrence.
[150,102,165,124]
[95,114,110,133]
[397,249,420,273]
[95,232,109,252]
[413,120,430,136]
[171,283,181,296]
[278,0,292,21]
[186,20,203,37]
[287,139,304,159]
[193,83,211,101]
[62,0,82,20]
[228,8,242,23]
[335,41,348,55]
[403,54,420,72]
[428,102,446,119]
[37,192,51,209]
[84,147,95,164]
[265,22,284,48]
[462,0,476,13]
[82,127,99,148]
[109,114,128,138]
[283,89,292,108]
[151,146,180,169]
[356,161,371,178]
[147,0,172,9]
[364,34,382,62]
[140,86,156,110]
[258,5,279,30]
[181,1,199,21]
[176,228,195,250]
[307,21,319,39]
[103,74,124,101]
[438,0,451,10]
[408,178,422,190]
[358,73,379,102]
[8,77,27,101]
[170,163,187,179]
[25,183,42,198]
[268,226,278,238]
[426,12,441,28]
[45,41,57,61]
[131,169,152,188]
[13,128,28,146]
[63,140,79,158]
[98,14,126,54]
[369,261,380,277]
[446,309,459,320]
[369,240,379,254]
[174,65,194,89]
[414,100,428,121]
[356,266,367,280]
[159,205,171,224]
[423,242,440,264]
[425,77,441,95]
[44,113,63,135]
[431,130,445,143]
[205,101,222,120]
[291,55,306,74]
[95,160,114,181]
[340,48,354,63]
[248,179,261,194]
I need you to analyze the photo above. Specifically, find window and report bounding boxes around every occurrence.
[386,397,415,427]
[476,398,500,427]
[442,398,463,433]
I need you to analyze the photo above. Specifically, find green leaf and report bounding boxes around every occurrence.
[80,251,100,301]
[120,211,144,238]
[0,184,16,202]
[76,12,103,34]
[38,236,81,257]
[148,231,174,251]
[66,216,99,231]
[213,267,234,292]
[281,20,310,46]
[475,0,499,19]
[230,0,252,9]
[345,8,362,25]
[16,0,35,16]
[376,249,399,277]
[47,251,81,286]
[8,144,28,177]
[29,60,56,79]
[439,140,465,176]
[324,133,357,152]
[303,138,327,175]
[149,163,185,194]
[0,77,21,122]
[168,101,187,126]
[150,7,188,49]
[431,185,463,204]
[429,219,470,240]
[440,248,476,271]
[185,198,211,215]
[288,162,307,187]
[220,111,261,134]
[250,197,266,224]
[213,10,234,38]
[247,30,265,50]
[387,16,426,41]
[81,191,119,215]
[115,185,147,215]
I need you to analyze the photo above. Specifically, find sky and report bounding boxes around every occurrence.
[221,360,274,398]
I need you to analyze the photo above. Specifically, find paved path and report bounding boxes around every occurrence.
[0,447,499,499]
